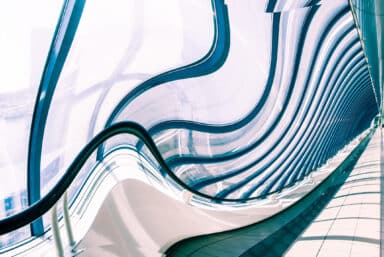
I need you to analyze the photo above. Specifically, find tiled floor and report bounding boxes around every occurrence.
[285,130,382,257]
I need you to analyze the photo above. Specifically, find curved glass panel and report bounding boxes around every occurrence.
[41,0,214,198]
[0,0,63,246]
[102,0,378,200]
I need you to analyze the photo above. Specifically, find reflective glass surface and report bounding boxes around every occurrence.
[0,0,379,249]
[0,0,63,246]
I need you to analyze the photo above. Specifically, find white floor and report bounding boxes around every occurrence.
[285,129,382,257]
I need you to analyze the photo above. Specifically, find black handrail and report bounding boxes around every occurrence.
[0,121,261,235]
[0,120,374,235]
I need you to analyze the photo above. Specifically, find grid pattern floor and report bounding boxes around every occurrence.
[285,130,382,257]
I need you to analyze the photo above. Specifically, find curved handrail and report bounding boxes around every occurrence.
[28,0,86,235]
[162,7,351,169]
[0,121,268,235]
[159,8,353,193]
[0,119,373,235]
[97,0,230,160]
[134,11,280,151]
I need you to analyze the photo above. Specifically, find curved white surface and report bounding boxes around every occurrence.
[2,129,370,257]
[72,132,369,257]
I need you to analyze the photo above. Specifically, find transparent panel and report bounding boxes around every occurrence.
[0,0,63,247]
[41,0,378,206]
[102,0,377,200]
[41,0,214,200]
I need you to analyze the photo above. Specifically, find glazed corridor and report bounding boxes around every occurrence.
[0,0,382,256]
